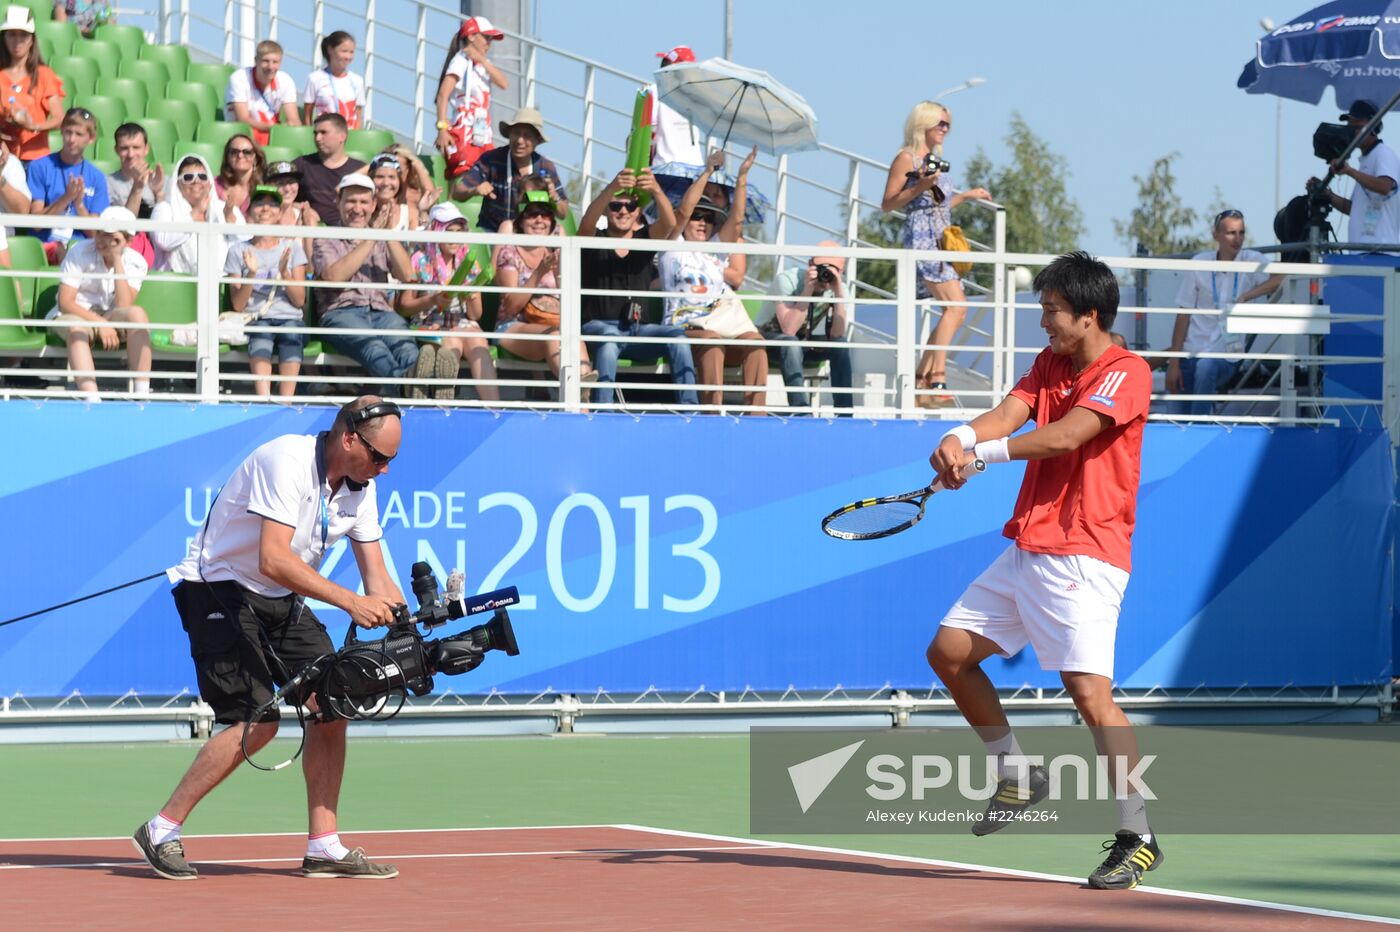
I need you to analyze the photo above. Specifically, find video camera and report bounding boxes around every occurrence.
[306,561,521,720]
[1313,122,1353,163]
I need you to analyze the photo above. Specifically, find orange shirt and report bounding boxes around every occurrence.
[0,66,63,160]
[1003,344,1152,573]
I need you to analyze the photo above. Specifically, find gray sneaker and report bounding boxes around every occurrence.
[972,764,1050,836]
[410,343,437,399]
[302,847,398,879]
[131,822,198,880]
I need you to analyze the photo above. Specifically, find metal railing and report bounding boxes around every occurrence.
[0,213,1390,432]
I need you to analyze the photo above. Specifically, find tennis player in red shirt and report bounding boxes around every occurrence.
[928,251,1159,890]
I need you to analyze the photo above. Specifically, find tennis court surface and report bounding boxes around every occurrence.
[5,823,1393,929]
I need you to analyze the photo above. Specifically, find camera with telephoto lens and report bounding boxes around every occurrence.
[923,154,951,175]
[310,562,521,720]
[814,263,837,285]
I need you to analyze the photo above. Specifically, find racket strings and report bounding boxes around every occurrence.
[825,500,922,537]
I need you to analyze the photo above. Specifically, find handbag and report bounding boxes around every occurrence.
[939,225,974,277]
[521,294,561,328]
[674,293,758,338]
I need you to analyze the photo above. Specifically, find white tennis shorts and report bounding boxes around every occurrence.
[938,545,1130,678]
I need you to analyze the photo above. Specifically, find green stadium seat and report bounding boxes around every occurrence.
[46,128,60,152]
[196,120,253,149]
[141,275,199,351]
[185,62,236,100]
[343,145,379,166]
[171,141,222,170]
[259,144,300,165]
[52,56,100,98]
[422,152,447,197]
[68,39,120,78]
[36,20,77,60]
[139,43,189,83]
[89,155,119,176]
[8,235,48,318]
[0,265,44,352]
[11,0,51,24]
[268,123,314,153]
[347,128,394,153]
[453,199,482,231]
[117,59,169,102]
[134,116,177,164]
[164,81,220,121]
[93,23,145,61]
[74,94,126,139]
[143,96,199,140]
[98,77,147,121]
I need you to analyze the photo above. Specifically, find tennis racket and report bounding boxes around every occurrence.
[821,459,986,541]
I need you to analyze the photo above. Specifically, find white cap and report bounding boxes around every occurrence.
[428,202,466,226]
[1,6,36,34]
[336,172,375,193]
[99,205,136,235]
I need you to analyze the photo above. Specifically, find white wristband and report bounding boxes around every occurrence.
[974,437,1011,464]
[940,424,977,451]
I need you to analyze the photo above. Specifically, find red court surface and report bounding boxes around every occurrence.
[1,824,1392,930]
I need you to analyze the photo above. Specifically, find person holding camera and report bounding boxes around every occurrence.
[1309,100,1400,248]
[881,101,990,407]
[134,396,407,882]
[761,242,854,414]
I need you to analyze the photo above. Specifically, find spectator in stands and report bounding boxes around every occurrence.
[266,159,318,261]
[225,185,308,398]
[651,46,704,168]
[1166,209,1283,416]
[49,205,149,399]
[493,187,596,386]
[302,31,364,130]
[435,15,508,178]
[53,1,113,38]
[659,148,766,412]
[294,113,364,226]
[1310,100,1400,249]
[367,152,415,231]
[107,123,162,220]
[761,243,855,415]
[577,166,698,409]
[397,202,500,403]
[455,107,567,235]
[150,153,243,274]
[27,106,108,263]
[215,132,266,216]
[382,143,440,218]
[881,100,990,408]
[0,7,63,161]
[0,141,31,234]
[314,173,428,390]
[226,39,301,148]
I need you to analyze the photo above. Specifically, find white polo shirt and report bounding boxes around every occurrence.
[225,66,299,125]
[169,433,383,597]
[1347,141,1400,246]
[1174,248,1272,354]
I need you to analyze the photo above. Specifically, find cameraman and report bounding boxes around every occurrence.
[1309,100,1400,248]
[133,396,405,882]
[761,242,855,414]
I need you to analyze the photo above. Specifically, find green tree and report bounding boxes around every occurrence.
[1114,154,1208,255]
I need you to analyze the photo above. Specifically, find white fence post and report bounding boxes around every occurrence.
[580,64,596,205]
[195,230,222,402]
[558,236,583,411]
[896,252,917,416]
[992,207,1008,398]
[773,153,789,265]
[413,5,429,147]
[363,0,377,126]
[524,43,537,107]
[843,158,859,293]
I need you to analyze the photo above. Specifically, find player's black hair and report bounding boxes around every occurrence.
[1032,250,1119,331]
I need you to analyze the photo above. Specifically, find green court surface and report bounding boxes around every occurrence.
[3,734,1396,920]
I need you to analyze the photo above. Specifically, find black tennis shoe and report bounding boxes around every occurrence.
[1087,830,1164,889]
[971,764,1049,836]
[302,847,398,879]
[131,822,198,880]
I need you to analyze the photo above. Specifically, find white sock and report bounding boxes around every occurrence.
[147,811,182,845]
[982,730,1027,782]
[307,832,350,860]
[1116,793,1150,837]
[132,379,151,395]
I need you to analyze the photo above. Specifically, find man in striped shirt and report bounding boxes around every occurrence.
[927,251,1161,890]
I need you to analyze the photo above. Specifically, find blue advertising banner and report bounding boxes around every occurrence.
[0,404,1391,697]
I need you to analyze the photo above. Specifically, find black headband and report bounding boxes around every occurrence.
[347,400,403,429]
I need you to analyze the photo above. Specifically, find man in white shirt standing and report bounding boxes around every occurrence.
[226,39,302,147]
[651,45,705,167]
[1312,100,1400,250]
[133,396,406,882]
[50,205,150,399]
[1166,209,1282,416]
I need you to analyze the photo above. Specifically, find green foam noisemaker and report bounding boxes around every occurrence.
[622,87,654,207]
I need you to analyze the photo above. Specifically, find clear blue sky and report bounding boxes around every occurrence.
[534,0,1339,257]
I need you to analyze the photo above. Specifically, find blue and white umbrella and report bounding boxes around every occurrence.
[649,160,773,225]
[653,57,820,155]
[1237,1,1400,108]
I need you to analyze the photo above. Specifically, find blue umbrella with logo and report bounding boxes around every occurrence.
[1237,1,1400,108]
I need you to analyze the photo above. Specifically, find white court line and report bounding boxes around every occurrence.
[0,824,623,844]
[0,844,776,872]
[618,824,1400,928]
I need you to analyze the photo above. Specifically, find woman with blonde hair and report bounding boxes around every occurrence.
[881,100,989,407]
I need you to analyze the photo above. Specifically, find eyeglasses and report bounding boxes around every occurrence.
[354,430,394,466]
[1214,209,1243,226]
[228,147,256,158]
[66,107,93,120]
[608,200,639,212]
[179,171,210,183]
[935,120,951,131]
[692,209,720,223]
[519,206,555,220]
